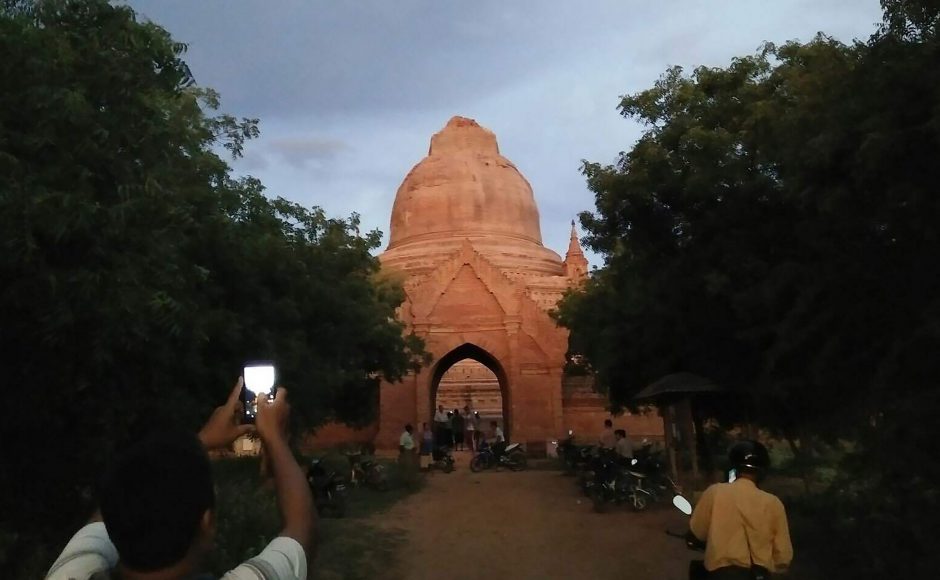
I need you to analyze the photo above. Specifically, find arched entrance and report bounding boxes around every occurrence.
[430,343,511,440]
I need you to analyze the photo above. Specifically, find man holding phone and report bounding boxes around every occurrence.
[45,378,315,580]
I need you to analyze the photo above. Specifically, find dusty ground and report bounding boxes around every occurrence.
[372,452,694,580]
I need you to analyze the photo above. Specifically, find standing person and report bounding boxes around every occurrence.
[688,440,793,579]
[399,423,418,484]
[472,411,483,450]
[463,406,476,451]
[599,418,616,450]
[46,378,313,580]
[420,422,434,471]
[434,404,449,447]
[614,429,633,459]
[452,408,465,451]
[489,420,506,461]
[445,410,454,448]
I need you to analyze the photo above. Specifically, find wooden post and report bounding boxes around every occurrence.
[677,397,699,480]
[664,403,679,482]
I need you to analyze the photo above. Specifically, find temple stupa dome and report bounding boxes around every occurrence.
[382,116,564,277]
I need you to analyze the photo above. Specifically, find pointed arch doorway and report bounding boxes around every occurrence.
[430,343,511,441]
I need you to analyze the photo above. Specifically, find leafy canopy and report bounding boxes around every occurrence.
[0,0,425,560]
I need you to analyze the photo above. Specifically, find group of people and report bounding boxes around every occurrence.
[431,404,485,451]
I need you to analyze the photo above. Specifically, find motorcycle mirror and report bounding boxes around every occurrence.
[673,495,693,516]
[631,458,638,465]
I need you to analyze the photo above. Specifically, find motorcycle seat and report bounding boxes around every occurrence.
[627,470,647,478]
[505,443,521,452]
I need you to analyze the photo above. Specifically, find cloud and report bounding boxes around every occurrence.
[265,137,349,169]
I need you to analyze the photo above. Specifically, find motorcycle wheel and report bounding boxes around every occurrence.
[508,451,527,471]
[470,455,485,473]
[592,489,608,513]
[630,490,650,512]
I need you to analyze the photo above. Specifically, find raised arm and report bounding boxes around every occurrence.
[256,388,315,551]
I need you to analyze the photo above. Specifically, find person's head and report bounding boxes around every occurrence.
[453,408,459,415]
[100,430,215,575]
[438,404,443,411]
[728,440,770,482]
[491,421,498,428]
[604,419,613,429]
[615,429,626,439]
[422,422,428,430]
[405,423,413,433]
[447,411,453,417]
[464,405,470,413]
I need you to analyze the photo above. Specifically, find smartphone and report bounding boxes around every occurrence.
[242,361,276,423]
[728,468,737,483]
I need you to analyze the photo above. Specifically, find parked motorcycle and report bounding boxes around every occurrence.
[470,441,527,472]
[306,458,347,518]
[429,445,455,473]
[345,450,390,491]
[590,453,651,512]
[628,446,681,503]
[553,430,594,475]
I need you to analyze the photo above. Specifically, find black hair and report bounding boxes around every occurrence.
[615,429,626,437]
[100,430,214,572]
[604,419,613,427]
[405,423,414,432]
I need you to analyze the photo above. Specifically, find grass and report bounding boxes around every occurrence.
[211,453,420,580]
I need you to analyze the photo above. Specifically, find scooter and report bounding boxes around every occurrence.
[429,445,455,473]
[470,440,527,472]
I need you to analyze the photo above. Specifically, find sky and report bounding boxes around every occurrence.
[125,0,883,265]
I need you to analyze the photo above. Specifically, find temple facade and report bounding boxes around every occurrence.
[370,116,661,450]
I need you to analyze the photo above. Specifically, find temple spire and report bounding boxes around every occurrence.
[564,219,588,281]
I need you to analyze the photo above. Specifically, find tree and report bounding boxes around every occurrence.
[557,4,939,576]
[0,1,425,570]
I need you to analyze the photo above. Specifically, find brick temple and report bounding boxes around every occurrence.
[309,116,661,451]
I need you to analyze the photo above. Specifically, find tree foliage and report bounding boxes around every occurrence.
[557,3,940,576]
[0,0,425,565]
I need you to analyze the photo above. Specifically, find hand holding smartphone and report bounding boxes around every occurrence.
[242,361,276,424]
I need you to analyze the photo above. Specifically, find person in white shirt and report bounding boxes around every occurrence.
[433,404,449,448]
[45,378,313,580]
[614,429,633,459]
[463,406,476,451]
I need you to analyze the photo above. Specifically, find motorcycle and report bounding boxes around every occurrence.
[553,430,594,475]
[590,452,651,512]
[667,495,709,580]
[429,445,455,473]
[470,441,527,472]
[628,446,681,503]
[306,458,347,518]
[345,450,390,491]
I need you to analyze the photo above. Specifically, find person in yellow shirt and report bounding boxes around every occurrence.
[689,440,793,579]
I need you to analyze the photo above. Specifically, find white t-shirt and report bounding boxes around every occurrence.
[464,412,475,430]
[399,431,415,450]
[494,426,505,443]
[434,409,448,423]
[45,522,307,580]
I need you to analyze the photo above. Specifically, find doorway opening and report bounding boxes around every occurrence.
[430,343,510,440]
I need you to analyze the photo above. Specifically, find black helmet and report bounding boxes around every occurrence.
[729,440,770,477]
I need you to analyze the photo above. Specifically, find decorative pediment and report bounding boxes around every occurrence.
[408,239,522,321]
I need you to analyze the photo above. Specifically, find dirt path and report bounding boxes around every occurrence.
[373,453,693,580]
